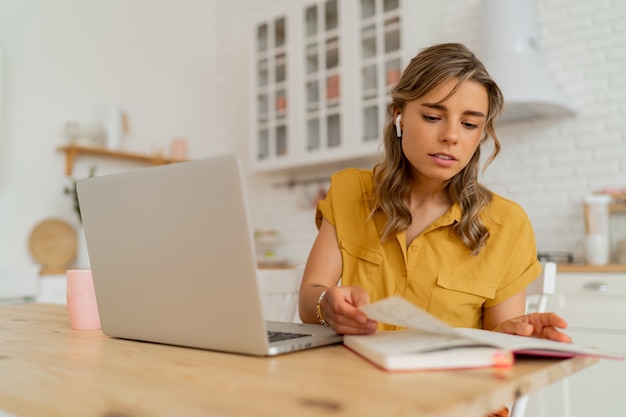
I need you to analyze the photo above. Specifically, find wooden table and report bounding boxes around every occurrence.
[0,303,597,417]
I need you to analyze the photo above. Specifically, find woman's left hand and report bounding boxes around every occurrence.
[493,312,572,343]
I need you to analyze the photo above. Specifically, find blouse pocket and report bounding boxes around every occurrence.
[435,274,496,300]
[429,274,497,327]
[340,239,384,287]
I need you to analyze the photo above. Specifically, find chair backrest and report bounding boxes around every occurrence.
[524,261,557,314]
[256,265,303,323]
[510,261,558,417]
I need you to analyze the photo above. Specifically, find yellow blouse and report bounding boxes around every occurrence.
[316,168,541,330]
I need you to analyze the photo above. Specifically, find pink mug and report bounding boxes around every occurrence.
[170,137,188,161]
[66,269,101,330]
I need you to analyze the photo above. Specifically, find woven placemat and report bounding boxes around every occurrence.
[29,218,77,273]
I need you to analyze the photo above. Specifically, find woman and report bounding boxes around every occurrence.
[298,42,569,417]
[299,42,570,338]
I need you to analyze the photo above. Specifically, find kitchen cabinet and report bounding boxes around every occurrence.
[525,271,626,417]
[250,0,440,172]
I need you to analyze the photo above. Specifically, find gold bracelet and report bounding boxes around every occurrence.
[315,290,328,325]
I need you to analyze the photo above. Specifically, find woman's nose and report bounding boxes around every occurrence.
[439,121,459,144]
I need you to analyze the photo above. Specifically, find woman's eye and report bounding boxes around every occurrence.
[462,122,479,129]
[422,114,440,122]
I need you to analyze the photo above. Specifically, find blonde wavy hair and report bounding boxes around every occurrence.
[371,43,504,254]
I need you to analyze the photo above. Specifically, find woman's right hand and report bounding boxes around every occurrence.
[320,285,378,335]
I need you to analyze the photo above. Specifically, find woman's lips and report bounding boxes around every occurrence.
[429,153,457,167]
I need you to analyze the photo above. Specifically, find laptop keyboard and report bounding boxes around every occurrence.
[267,330,311,343]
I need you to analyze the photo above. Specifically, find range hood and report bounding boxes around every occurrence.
[480,0,575,123]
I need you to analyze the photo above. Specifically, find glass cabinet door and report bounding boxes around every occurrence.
[304,0,341,154]
[255,16,289,162]
[359,0,400,145]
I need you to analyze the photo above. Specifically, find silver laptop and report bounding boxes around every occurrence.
[76,154,342,356]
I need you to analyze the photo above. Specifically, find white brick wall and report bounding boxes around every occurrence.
[216,0,626,264]
[479,0,626,259]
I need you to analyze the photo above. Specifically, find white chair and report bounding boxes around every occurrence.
[256,265,304,322]
[510,261,557,417]
[524,261,557,315]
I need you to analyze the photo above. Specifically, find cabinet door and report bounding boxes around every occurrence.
[525,331,626,417]
[358,0,401,147]
[525,272,626,417]
[252,14,293,167]
[566,331,626,417]
[302,0,344,158]
[353,0,441,161]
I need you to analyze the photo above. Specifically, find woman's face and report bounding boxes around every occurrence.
[399,78,489,185]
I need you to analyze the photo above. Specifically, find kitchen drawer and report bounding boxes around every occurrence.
[554,272,626,293]
[548,272,626,332]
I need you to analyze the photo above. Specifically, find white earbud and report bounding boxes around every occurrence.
[395,114,402,138]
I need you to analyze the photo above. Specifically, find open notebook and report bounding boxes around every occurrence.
[344,296,623,371]
[76,154,342,356]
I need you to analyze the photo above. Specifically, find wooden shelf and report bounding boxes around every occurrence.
[610,203,626,213]
[58,144,184,176]
[556,263,626,273]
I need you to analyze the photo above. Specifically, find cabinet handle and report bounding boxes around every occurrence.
[582,281,609,292]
